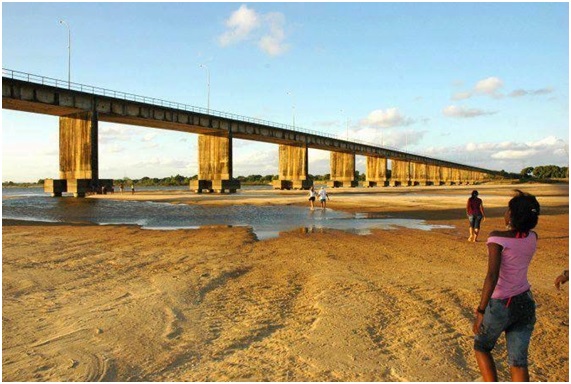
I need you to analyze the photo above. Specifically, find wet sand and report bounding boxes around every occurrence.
[2,183,569,381]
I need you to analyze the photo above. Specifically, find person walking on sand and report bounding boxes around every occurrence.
[473,190,540,382]
[318,186,330,209]
[131,183,135,194]
[467,190,485,242]
[308,186,317,210]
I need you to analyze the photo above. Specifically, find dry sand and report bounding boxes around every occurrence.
[2,183,569,381]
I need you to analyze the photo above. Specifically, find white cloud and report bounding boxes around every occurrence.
[458,136,569,171]
[453,77,554,101]
[443,105,496,118]
[474,76,504,97]
[102,144,125,154]
[233,148,278,175]
[509,87,554,98]
[130,157,191,170]
[219,5,289,56]
[491,149,538,160]
[361,108,414,128]
[99,124,140,144]
[258,12,289,56]
[451,91,473,101]
[142,133,157,142]
[218,5,261,46]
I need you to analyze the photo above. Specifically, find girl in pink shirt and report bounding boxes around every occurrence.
[473,190,540,382]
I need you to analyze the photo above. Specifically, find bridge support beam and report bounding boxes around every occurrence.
[43,111,112,197]
[190,134,240,193]
[427,164,441,186]
[328,152,357,188]
[451,168,462,185]
[390,159,411,186]
[364,156,388,187]
[272,144,312,190]
[411,162,430,186]
[440,166,452,185]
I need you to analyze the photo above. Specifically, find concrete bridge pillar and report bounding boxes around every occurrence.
[390,159,411,186]
[465,170,474,185]
[411,162,429,186]
[190,134,240,193]
[364,156,388,187]
[440,166,450,185]
[427,164,440,185]
[272,144,312,190]
[328,152,358,188]
[459,169,469,185]
[450,168,461,185]
[44,111,112,197]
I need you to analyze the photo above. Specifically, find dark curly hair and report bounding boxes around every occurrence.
[508,190,540,233]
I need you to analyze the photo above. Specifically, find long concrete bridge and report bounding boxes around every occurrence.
[3,69,498,197]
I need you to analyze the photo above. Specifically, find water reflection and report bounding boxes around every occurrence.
[2,194,454,240]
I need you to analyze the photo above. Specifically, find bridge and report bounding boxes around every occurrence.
[2,68,498,197]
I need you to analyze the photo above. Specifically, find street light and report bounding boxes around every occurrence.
[286,91,295,129]
[59,20,71,88]
[199,64,210,113]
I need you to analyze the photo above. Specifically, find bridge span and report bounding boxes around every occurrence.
[3,69,498,196]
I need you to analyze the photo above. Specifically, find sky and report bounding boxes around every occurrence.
[2,2,569,182]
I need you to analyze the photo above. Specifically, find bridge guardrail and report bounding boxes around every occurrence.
[3,68,481,169]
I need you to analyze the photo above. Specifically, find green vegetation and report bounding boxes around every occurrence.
[520,165,569,180]
[1,180,45,188]
[3,166,567,187]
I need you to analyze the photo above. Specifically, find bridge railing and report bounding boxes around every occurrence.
[3,68,477,168]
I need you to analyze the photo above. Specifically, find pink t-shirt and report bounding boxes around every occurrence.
[487,233,537,299]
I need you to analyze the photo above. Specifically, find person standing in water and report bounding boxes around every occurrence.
[467,190,485,242]
[318,186,330,209]
[473,190,540,382]
[308,186,317,210]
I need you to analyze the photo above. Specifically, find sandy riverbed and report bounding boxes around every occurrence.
[2,183,568,381]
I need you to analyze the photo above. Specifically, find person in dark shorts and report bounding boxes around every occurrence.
[466,190,485,242]
[473,190,540,381]
[308,186,316,210]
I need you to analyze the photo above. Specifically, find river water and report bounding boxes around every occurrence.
[2,186,453,240]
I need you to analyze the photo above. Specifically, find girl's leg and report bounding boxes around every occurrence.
[510,366,530,382]
[475,350,498,382]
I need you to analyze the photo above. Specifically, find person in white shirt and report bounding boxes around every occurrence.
[308,186,316,210]
[318,187,330,209]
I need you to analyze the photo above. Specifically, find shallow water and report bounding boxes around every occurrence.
[2,187,454,240]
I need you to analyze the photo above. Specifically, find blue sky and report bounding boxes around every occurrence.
[2,2,569,182]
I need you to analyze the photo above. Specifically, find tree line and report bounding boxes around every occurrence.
[520,165,569,179]
[2,166,567,187]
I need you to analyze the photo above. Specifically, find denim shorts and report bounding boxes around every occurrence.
[468,215,483,229]
[474,290,536,367]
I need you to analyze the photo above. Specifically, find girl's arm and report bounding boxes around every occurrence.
[480,202,485,218]
[473,242,502,334]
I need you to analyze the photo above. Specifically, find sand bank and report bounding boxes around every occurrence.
[2,183,568,381]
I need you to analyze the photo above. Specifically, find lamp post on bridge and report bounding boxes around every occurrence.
[286,91,296,129]
[199,64,210,114]
[59,20,71,88]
